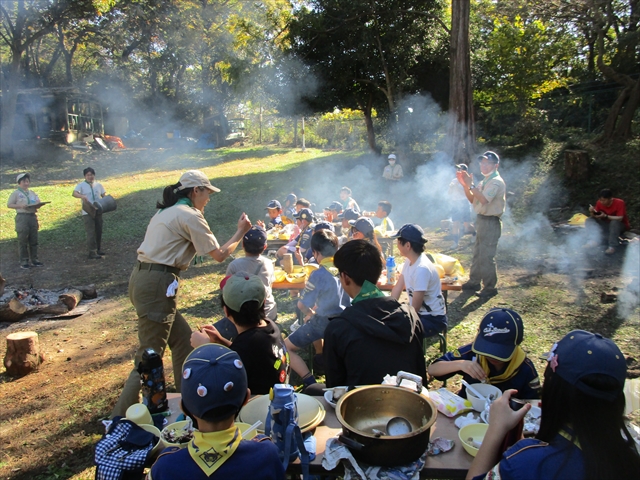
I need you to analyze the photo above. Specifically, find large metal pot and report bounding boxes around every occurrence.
[335,373,437,466]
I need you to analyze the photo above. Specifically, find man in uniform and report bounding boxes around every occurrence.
[72,167,107,259]
[457,151,506,298]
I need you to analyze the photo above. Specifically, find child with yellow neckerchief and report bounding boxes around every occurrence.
[428,308,541,399]
[147,343,284,479]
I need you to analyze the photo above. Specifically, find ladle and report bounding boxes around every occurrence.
[386,416,412,436]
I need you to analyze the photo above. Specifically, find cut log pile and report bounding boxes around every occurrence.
[0,284,97,323]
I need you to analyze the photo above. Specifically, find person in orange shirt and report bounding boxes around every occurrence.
[585,188,630,254]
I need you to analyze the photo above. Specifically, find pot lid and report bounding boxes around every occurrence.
[238,393,326,433]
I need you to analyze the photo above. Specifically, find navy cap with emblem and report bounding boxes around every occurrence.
[550,330,626,402]
[265,199,282,210]
[338,208,360,221]
[390,223,428,245]
[294,208,314,222]
[181,344,248,419]
[314,221,335,233]
[472,308,523,361]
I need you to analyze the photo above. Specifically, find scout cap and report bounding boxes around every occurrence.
[222,272,266,312]
[481,151,500,164]
[472,308,523,361]
[391,223,428,244]
[349,217,374,235]
[455,164,468,171]
[176,170,220,193]
[314,221,335,233]
[338,208,360,221]
[294,208,314,222]
[548,330,626,402]
[266,199,282,210]
[243,225,267,249]
[181,344,248,419]
[16,173,30,183]
[388,154,397,160]
[286,193,297,203]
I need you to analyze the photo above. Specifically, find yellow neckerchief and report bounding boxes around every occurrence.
[319,256,339,276]
[479,346,526,383]
[558,426,581,450]
[188,426,242,476]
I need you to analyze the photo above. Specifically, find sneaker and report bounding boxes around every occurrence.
[88,252,104,260]
[475,288,499,298]
[31,261,44,267]
[20,263,30,269]
[461,282,481,291]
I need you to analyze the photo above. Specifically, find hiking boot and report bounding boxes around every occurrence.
[461,282,481,291]
[20,263,30,269]
[31,261,44,267]
[88,252,104,259]
[475,288,499,298]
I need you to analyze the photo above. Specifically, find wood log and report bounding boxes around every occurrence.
[3,331,45,376]
[564,150,590,181]
[31,303,69,315]
[71,284,97,299]
[59,289,83,310]
[0,298,28,322]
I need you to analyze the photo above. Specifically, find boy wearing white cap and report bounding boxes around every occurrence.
[7,173,45,268]
[382,154,403,180]
[148,344,284,479]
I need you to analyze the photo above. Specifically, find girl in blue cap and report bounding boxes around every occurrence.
[467,330,640,480]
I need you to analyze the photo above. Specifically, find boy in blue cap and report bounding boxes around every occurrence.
[282,193,297,223]
[148,343,284,479]
[284,230,350,387]
[276,208,314,265]
[391,224,447,337]
[428,308,540,399]
[260,200,283,230]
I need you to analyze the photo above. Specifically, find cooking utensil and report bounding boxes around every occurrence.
[386,416,412,436]
[335,381,436,466]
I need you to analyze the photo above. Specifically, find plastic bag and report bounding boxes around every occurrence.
[567,213,588,226]
[427,253,465,276]
[429,388,473,417]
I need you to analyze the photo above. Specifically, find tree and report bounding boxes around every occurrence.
[0,0,101,156]
[285,0,447,154]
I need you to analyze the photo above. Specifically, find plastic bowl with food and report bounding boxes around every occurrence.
[466,384,502,412]
[459,423,489,457]
[161,420,194,448]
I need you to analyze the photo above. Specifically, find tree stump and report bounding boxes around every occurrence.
[0,298,28,322]
[59,289,83,310]
[4,331,45,376]
[564,150,590,181]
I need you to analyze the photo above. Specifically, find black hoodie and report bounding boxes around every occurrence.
[323,296,426,387]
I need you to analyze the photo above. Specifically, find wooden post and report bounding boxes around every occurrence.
[4,331,45,376]
[564,150,590,181]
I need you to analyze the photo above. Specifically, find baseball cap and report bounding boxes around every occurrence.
[455,164,468,171]
[181,344,248,419]
[294,208,314,222]
[176,170,220,193]
[391,224,428,244]
[349,217,374,235]
[16,173,30,183]
[329,201,343,212]
[480,151,500,164]
[243,225,267,249]
[314,221,335,233]
[222,272,266,312]
[472,308,524,361]
[388,154,397,160]
[338,208,360,221]
[548,330,626,401]
[286,193,297,203]
[265,199,282,210]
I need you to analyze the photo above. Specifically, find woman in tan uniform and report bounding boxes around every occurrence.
[111,170,251,417]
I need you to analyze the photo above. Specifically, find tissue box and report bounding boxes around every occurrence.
[429,388,473,417]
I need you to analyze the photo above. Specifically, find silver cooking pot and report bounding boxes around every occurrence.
[335,372,437,466]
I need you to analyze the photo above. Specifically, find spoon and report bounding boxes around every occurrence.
[386,416,412,436]
[461,380,487,401]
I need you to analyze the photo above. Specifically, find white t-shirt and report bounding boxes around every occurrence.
[401,253,445,316]
[74,181,106,215]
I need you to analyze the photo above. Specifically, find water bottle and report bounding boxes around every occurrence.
[265,384,300,464]
[386,256,397,285]
[137,348,168,414]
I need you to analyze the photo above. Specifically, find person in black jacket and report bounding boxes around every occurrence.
[324,239,427,387]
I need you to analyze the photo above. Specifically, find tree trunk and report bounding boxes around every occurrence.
[0,298,28,322]
[612,77,640,141]
[0,53,23,158]
[447,0,475,164]
[358,93,379,153]
[4,331,45,377]
[597,86,630,144]
[59,289,83,310]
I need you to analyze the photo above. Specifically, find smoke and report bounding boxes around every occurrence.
[618,240,640,319]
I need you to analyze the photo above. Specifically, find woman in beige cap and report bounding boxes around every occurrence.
[6,173,45,269]
[111,170,252,418]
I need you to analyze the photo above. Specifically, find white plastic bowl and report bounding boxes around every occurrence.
[465,384,502,412]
